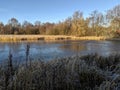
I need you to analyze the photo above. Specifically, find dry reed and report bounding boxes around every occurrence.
[0,53,119,90]
[0,35,108,42]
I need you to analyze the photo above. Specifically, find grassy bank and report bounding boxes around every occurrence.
[0,54,120,90]
[0,35,108,42]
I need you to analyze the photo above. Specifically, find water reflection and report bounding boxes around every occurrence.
[60,43,85,53]
[0,40,120,62]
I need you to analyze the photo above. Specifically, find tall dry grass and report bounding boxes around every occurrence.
[0,53,119,90]
[0,35,107,42]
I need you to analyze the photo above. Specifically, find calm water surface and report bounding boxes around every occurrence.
[0,40,120,61]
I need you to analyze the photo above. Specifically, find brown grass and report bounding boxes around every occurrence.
[0,35,108,42]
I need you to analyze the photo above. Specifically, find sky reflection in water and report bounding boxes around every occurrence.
[0,40,120,62]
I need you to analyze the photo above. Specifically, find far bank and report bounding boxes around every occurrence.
[0,35,117,42]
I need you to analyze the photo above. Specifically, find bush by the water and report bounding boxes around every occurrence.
[0,54,120,90]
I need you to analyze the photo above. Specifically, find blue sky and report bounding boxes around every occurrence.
[0,0,119,24]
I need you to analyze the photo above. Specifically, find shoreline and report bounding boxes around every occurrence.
[0,35,119,42]
[0,35,111,42]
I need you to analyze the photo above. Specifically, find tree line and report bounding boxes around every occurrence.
[0,4,120,37]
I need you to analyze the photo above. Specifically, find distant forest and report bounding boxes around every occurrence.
[0,5,120,37]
